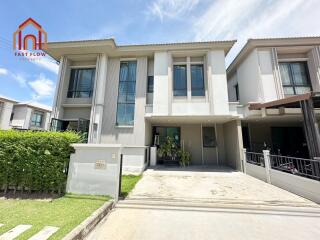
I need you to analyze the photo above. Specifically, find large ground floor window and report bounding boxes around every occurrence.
[152,126,180,146]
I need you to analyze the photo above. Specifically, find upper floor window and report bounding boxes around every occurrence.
[116,61,137,126]
[67,68,95,98]
[191,64,205,96]
[279,62,312,95]
[173,65,187,96]
[147,76,154,93]
[31,112,43,127]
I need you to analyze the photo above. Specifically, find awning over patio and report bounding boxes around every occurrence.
[248,92,320,159]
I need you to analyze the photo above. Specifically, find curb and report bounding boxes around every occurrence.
[62,200,115,240]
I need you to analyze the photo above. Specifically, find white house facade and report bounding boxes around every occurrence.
[227,37,320,159]
[10,102,51,130]
[0,96,18,130]
[46,39,245,173]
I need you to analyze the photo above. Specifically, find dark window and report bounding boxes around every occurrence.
[202,127,216,147]
[153,126,180,146]
[147,76,154,93]
[10,113,14,121]
[279,62,311,95]
[31,112,43,127]
[116,61,137,125]
[235,83,239,101]
[67,68,95,98]
[191,64,205,96]
[173,65,187,96]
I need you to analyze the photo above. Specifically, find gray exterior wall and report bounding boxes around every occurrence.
[223,120,243,171]
[100,57,148,145]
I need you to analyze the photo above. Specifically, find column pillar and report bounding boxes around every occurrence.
[52,56,69,120]
[206,50,229,115]
[88,54,108,143]
[242,148,247,174]
[263,150,271,184]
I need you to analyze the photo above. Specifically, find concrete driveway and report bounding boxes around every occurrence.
[86,167,320,240]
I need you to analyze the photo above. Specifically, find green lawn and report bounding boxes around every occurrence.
[121,175,142,197]
[0,175,141,239]
[0,194,110,240]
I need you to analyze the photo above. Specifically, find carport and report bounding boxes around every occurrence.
[146,116,243,171]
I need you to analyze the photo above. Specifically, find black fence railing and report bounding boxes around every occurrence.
[67,90,93,98]
[270,154,320,181]
[246,152,265,167]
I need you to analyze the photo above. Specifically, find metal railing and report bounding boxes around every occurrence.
[270,154,320,181]
[246,152,265,167]
[67,90,92,98]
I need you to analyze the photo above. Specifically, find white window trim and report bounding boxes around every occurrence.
[69,65,96,69]
[278,58,308,62]
[172,56,207,102]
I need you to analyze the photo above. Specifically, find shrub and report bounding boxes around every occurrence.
[0,130,81,194]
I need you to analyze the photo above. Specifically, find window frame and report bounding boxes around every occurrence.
[235,83,239,101]
[147,76,154,93]
[279,61,312,96]
[67,68,96,98]
[191,64,205,97]
[116,61,137,126]
[31,111,43,127]
[202,126,217,148]
[173,64,188,97]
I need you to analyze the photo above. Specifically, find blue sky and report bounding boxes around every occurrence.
[0,0,320,107]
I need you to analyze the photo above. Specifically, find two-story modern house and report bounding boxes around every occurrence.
[0,96,51,131]
[0,95,18,130]
[10,102,52,130]
[46,38,245,173]
[227,37,320,159]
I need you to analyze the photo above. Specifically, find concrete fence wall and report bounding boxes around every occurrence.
[243,149,320,204]
[245,162,267,182]
[122,146,149,175]
[66,144,122,199]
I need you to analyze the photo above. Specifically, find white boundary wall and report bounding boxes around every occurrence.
[122,146,149,175]
[243,149,320,203]
[66,144,122,198]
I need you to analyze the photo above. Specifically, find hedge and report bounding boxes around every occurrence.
[0,130,81,194]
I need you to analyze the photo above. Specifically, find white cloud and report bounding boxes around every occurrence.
[28,74,55,99]
[32,56,59,74]
[11,73,27,87]
[191,0,320,65]
[148,0,199,21]
[0,67,8,75]
[18,50,59,74]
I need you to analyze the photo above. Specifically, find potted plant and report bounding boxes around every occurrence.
[158,136,191,167]
[178,149,191,167]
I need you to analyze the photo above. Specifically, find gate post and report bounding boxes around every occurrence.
[263,150,271,184]
[242,148,247,174]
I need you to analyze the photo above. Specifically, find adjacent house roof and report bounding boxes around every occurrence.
[15,101,52,112]
[45,38,236,61]
[0,95,18,103]
[227,36,320,76]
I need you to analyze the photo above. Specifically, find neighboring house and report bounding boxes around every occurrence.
[227,37,320,159]
[46,38,245,173]
[0,95,18,130]
[10,102,51,130]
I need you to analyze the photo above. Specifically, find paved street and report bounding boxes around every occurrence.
[87,167,320,240]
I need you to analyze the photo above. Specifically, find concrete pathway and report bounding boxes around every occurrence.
[87,167,320,240]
